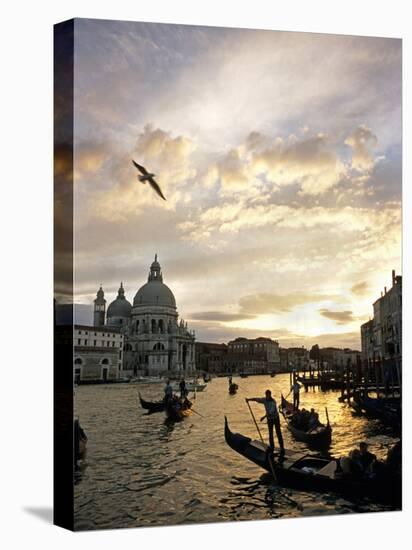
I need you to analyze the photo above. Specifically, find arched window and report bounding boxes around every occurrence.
[153,342,165,351]
[101,358,109,365]
[74,357,83,365]
[151,319,157,333]
[158,319,165,333]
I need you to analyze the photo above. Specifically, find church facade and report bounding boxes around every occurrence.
[93,255,196,377]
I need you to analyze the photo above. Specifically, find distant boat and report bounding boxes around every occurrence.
[351,392,401,429]
[172,381,207,392]
[138,392,165,413]
[270,372,276,378]
[130,376,164,384]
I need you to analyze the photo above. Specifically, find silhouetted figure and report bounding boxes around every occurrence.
[247,390,284,454]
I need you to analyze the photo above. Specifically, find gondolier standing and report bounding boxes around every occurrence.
[179,378,187,399]
[246,390,285,455]
[290,380,301,410]
[164,379,173,403]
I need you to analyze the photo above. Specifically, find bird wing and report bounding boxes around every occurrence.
[148,177,167,201]
[132,160,148,175]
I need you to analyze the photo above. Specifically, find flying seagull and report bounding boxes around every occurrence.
[132,160,166,201]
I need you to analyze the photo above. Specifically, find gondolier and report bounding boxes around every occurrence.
[290,380,301,410]
[246,390,285,455]
[164,379,173,403]
[179,378,187,399]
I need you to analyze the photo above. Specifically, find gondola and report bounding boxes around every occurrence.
[138,392,166,413]
[352,392,401,428]
[165,398,193,421]
[229,383,239,395]
[224,417,400,505]
[280,395,332,448]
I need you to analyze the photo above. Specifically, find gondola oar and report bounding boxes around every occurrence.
[245,399,278,483]
[325,407,330,426]
[191,408,204,418]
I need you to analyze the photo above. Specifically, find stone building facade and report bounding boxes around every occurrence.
[279,346,309,372]
[195,342,228,373]
[74,325,124,383]
[226,337,280,373]
[361,269,402,362]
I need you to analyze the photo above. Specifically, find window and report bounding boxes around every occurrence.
[84,339,87,345]
[74,358,82,365]
[77,339,81,345]
[79,331,82,335]
[112,342,115,347]
[93,340,97,346]
[101,358,109,365]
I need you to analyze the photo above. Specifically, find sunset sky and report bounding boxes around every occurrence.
[73,19,402,349]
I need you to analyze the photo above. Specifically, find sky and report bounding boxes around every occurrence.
[71,19,402,349]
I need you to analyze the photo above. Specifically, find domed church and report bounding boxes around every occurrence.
[94,255,196,376]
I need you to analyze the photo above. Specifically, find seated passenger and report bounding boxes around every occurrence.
[308,408,320,430]
[359,442,376,474]
[338,451,361,478]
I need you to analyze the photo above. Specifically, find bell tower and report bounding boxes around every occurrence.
[94,285,106,326]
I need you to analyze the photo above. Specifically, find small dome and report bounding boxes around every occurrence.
[107,283,132,318]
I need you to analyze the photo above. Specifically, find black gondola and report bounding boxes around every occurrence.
[139,392,166,413]
[229,383,238,394]
[224,417,400,505]
[280,395,332,448]
[352,392,401,429]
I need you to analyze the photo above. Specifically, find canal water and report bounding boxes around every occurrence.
[74,374,400,530]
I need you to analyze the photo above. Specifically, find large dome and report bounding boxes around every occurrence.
[107,283,132,318]
[134,280,176,308]
[133,255,176,309]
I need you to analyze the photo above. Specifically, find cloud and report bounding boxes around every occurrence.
[319,309,356,325]
[74,141,109,179]
[188,311,256,322]
[351,281,370,296]
[183,201,401,241]
[189,318,361,349]
[239,292,339,315]
[249,132,346,195]
[345,125,378,172]
[70,23,400,348]
[87,125,197,222]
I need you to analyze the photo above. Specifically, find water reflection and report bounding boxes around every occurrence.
[74,374,399,530]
